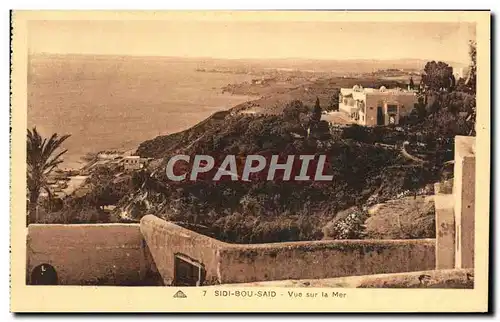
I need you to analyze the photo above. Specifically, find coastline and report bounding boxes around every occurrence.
[60,92,258,171]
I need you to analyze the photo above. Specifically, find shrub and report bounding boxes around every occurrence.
[341,125,373,143]
[322,206,368,240]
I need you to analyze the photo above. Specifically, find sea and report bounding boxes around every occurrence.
[28,54,254,169]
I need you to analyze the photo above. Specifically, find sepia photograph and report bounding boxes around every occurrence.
[10,10,490,312]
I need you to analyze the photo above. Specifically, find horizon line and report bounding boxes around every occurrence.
[29,51,468,66]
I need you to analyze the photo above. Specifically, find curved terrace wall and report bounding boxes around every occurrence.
[140,215,225,286]
[140,215,435,285]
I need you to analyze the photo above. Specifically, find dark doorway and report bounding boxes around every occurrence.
[30,264,58,285]
[376,106,384,125]
[173,254,206,286]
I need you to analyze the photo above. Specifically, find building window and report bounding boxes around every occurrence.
[387,104,398,114]
[173,254,206,286]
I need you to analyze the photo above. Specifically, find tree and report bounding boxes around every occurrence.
[282,100,312,136]
[466,40,477,94]
[283,100,308,122]
[312,97,322,122]
[327,88,340,111]
[27,128,70,224]
[421,61,455,92]
[417,77,424,93]
[416,94,427,119]
[306,97,323,137]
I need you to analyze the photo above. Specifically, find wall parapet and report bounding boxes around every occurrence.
[217,238,435,284]
[26,223,157,285]
[26,216,437,286]
[140,215,435,285]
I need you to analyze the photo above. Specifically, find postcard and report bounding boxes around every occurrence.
[10,10,490,312]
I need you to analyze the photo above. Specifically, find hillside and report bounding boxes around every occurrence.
[364,196,436,239]
[123,100,454,243]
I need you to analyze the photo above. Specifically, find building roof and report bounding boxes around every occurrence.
[341,86,417,96]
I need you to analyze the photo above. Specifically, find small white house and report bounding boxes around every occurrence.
[122,156,148,171]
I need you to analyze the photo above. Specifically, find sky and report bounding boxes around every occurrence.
[28,19,476,64]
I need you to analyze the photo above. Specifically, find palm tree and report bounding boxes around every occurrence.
[27,128,70,224]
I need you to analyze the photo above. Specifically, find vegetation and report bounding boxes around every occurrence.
[327,88,340,112]
[421,61,455,92]
[41,166,132,224]
[122,99,461,243]
[412,41,476,136]
[322,207,368,240]
[26,128,70,224]
[467,40,477,94]
[409,77,415,90]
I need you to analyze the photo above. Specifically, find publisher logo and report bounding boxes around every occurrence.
[173,290,187,298]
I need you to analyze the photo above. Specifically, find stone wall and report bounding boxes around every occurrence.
[434,136,476,271]
[140,215,225,286]
[27,219,436,286]
[217,239,435,284]
[26,223,155,285]
[453,136,476,268]
[139,216,435,285]
[434,194,456,269]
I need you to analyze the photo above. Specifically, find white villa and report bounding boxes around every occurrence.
[339,85,419,126]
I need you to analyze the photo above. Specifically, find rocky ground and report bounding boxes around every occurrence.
[364,195,436,239]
